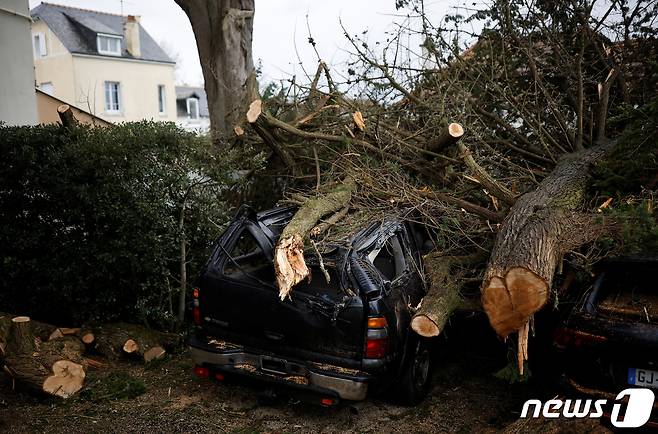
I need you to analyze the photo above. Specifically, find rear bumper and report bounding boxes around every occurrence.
[189,335,371,401]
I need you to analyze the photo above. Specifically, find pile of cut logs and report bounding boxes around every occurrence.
[0,313,180,399]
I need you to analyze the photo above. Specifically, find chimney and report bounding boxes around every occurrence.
[125,15,141,58]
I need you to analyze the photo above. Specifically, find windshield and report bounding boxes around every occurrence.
[597,263,657,323]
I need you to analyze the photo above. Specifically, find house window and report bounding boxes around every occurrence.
[158,85,166,114]
[33,32,46,58]
[40,82,54,96]
[97,34,122,56]
[186,97,199,120]
[104,81,121,113]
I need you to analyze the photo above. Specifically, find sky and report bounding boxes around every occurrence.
[28,0,460,86]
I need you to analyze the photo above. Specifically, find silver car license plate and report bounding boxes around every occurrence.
[629,367,658,389]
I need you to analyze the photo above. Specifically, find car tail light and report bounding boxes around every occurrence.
[192,287,201,325]
[320,397,336,406]
[214,372,225,381]
[365,316,388,359]
[193,307,201,325]
[554,327,607,348]
[365,338,388,358]
[194,365,209,378]
[367,317,387,328]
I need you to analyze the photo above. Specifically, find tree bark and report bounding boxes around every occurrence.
[458,142,516,206]
[411,254,463,337]
[246,100,295,167]
[426,123,464,153]
[275,178,356,300]
[3,318,86,399]
[7,316,36,355]
[91,323,180,363]
[57,104,78,128]
[0,315,10,358]
[174,0,255,139]
[4,356,85,399]
[178,196,188,326]
[482,143,615,368]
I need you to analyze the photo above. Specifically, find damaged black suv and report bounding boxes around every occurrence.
[188,205,433,405]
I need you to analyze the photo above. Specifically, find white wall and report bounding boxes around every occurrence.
[0,0,38,125]
[72,55,177,123]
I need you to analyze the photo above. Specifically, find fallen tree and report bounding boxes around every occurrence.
[482,143,616,371]
[228,0,658,375]
[273,178,356,300]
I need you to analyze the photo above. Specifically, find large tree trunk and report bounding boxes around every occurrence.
[275,178,356,300]
[482,143,615,371]
[174,0,256,139]
[2,317,86,399]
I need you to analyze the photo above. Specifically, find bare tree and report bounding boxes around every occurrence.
[174,0,257,139]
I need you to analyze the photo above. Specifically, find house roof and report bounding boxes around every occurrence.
[30,2,174,64]
[176,86,209,117]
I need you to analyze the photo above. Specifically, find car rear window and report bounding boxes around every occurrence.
[223,229,274,282]
[294,267,342,298]
[597,264,657,323]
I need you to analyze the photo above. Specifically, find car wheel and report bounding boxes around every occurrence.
[397,336,432,405]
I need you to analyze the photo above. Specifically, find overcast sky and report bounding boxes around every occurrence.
[28,0,460,86]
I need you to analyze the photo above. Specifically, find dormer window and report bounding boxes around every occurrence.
[97,34,122,56]
[186,97,199,120]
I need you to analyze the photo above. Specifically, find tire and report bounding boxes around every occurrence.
[396,336,432,405]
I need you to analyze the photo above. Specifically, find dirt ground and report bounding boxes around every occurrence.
[0,316,610,433]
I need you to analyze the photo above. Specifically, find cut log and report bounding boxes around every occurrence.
[274,178,356,300]
[57,104,78,128]
[44,361,85,397]
[4,355,85,398]
[92,323,180,362]
[246,99,295,167]
[3,320,86,399]
[81,331,95,346]
[144,346,166,363]
[123,339,139,354]
[482,143,616,370]
[48,327,81,341]
[40,336,86,363]
[427,123,464,153]
[411,253,481,337]
[7,316,36,355]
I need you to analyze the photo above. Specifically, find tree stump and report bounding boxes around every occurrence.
[7,316,36,355]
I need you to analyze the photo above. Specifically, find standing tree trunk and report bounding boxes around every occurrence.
[174,0,256,139]
[177,195,188,326]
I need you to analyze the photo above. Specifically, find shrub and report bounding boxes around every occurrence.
[0,121,238,327]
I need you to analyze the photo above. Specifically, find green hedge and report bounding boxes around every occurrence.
[0,122,235,327]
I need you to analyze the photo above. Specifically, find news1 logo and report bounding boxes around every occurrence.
[521,388,655,428]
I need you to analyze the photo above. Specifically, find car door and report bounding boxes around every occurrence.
[200,220,278,338]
